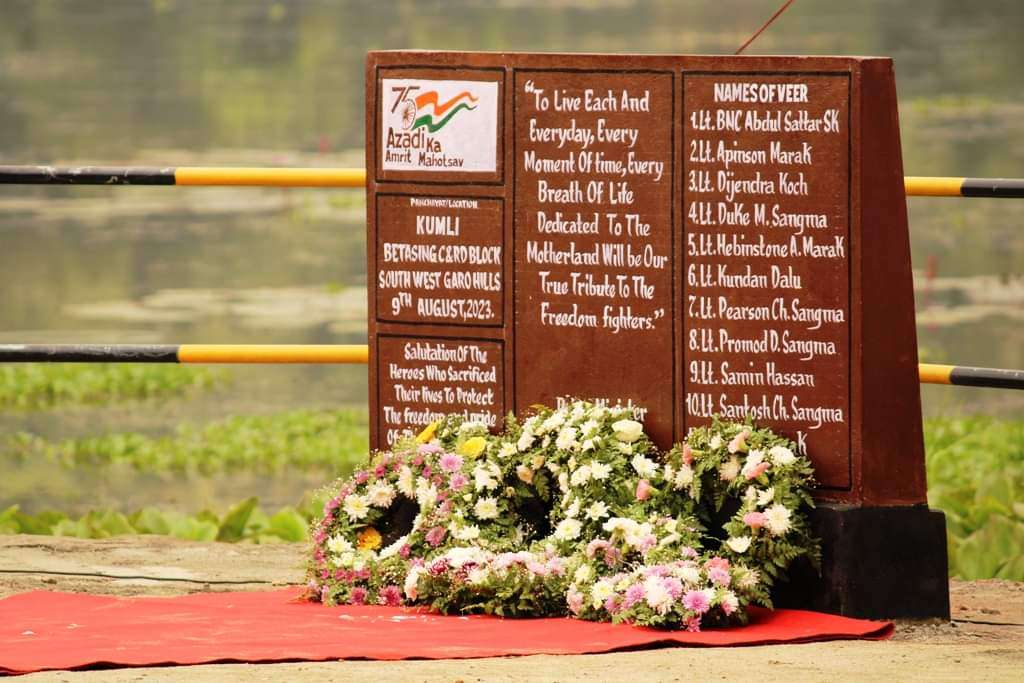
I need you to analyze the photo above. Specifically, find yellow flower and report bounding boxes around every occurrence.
[357,527,382,551]
[416,421,439,444]
[457,436,487,459]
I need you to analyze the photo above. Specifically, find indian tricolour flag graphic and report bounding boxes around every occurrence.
[381,78,499,173]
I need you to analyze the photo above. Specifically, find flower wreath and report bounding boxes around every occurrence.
[307,401,820,630]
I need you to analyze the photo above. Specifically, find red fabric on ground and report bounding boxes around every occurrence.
[0,588,892,675]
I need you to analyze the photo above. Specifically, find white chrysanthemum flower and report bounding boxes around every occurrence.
[453,524,481,541]
[769,445,797,466]
[574,563,593,584]
[467,567,489,585]
[343,494,370,521]
[415,480,437,509]
[720,456,740,481]
[545,461,561,474]
[590,405,608,421]
[474,465,498,491]
[726,536,752,553]
[740,450,766,480]
[558,472,569,493]
[678,564,701,584]
[379,534,408,559]
[643,577,673,614]
[498,442,517,459]
[589,461,611,480]
[404,565,426,599]
[722,591,739,614]
[570,403,586,424]
[663,462,675,482]
[474,497,499,520]
[612,419,644,443]
[570,464,592,487]
[586,501,609,521]
[616,442,634,455]
[581,438,596,452]
[462,420,488,434]
[367,482,396,508]
[326,534,353,555]
[674,464,694,488]
[565,499,581,519]
[764,504,792,536]
[553,518,582,542]
[744,485,758,504]
[557,423,581,450]
[580,419,600,437]
[540,412,565,434]
[397,466,415,497]
[592,579,614,608]
[709,435,724,450]
[631,454,659,478]
[757,487,775,506]
[517,430,535,452]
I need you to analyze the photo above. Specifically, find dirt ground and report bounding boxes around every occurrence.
[2,535,1023,682]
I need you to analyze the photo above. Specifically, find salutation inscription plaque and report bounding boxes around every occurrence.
[367,52,926,507]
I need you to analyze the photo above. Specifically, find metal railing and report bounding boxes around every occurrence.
[1,165,1021,391]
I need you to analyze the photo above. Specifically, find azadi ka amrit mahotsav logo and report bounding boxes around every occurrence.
[382,79,498,172]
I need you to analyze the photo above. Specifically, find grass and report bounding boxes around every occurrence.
[0,496,320,543]
[0,363,226,410]
[4,408,369,474]
[924,416,1024,580]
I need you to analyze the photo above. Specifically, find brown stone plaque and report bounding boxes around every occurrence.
[681,72,851,489]
[376,194,504,327]
[366,52,926,508]
[375,335,504,447]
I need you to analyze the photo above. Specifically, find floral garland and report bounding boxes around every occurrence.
[307,401,819,630]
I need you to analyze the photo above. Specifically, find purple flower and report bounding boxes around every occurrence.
[663,576,683,600]
[623,583,646,609]
[708,567,731,586]
[439,453,464,473]
[604,595,622,615]
[682,590,711,614]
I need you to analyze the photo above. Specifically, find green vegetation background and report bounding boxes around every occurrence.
[1,364,1021,580]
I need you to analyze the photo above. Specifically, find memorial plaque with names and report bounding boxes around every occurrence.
[366,52,927,508]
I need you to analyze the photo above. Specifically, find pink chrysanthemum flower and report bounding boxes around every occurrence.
[418,443,442,455]
[604,595,622,614]
[686,616,702,632]
[439,453,463,473]
[380,585,403,606]
[682,590,711,614]
[354,470,369,484]
[449,473,468,490]
[350,587,368,605]
[623,583,646,609]
[708,567,731,587]
[663,576,684,599]
[425,526,447,547]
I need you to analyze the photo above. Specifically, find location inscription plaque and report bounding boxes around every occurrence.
[367,51,949,619]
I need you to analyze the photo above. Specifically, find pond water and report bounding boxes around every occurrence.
[1,0,1022,513]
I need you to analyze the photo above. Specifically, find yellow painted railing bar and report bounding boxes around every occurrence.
[177,344,369,364]
[904,177,963,197]
[174,167,366,187]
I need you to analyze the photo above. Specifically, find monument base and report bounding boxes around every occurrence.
[772,503,950,619]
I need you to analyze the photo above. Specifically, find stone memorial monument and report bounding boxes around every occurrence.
[365,51,949,619]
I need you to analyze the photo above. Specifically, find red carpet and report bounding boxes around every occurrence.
[0,588,892,675]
